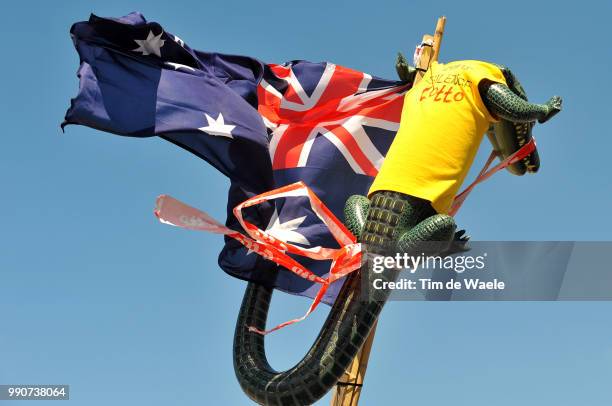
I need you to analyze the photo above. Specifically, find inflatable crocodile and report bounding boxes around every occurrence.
[60,13,563,406]
[233,57,562,405]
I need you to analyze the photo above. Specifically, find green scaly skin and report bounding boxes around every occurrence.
[481,77,561,174]
[233,56,562,406]
[395,52,416,82]
[346,194,469,256]
[394,53,563,174]
[233,192,456,405]
[483,82,562,123]
[395,53,562,124]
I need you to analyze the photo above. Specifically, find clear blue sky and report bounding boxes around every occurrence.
[1,1,611,405]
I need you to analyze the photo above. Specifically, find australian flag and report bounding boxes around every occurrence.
[63,12,410,304]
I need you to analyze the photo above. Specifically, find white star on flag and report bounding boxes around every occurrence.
[132,30,165,57]
[198,113,235,138]
[266,210,310,245]
[247,210,310,255]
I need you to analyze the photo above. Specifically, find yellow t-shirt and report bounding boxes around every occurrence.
[369,60,507,214]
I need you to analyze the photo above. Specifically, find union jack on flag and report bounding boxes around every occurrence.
[63,12,411,303]
[259,62,407,176]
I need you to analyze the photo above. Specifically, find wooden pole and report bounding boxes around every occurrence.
[414,17,445,84]
[330,16,447,406]
[414,34,433,83]
[431,16,446,65]
[329,322,378,406]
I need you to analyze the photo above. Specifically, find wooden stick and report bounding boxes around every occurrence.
[329,322,377,406]
[414,33,434,83]
[414,16,446,84]
[330,16,447,406]
[431,16,446,64]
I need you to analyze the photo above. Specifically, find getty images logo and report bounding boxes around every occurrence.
[372,252,487,274]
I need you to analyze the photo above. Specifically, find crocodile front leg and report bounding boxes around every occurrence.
[233,191,455,405]
[346,192,463,255]
[480,81,562,123]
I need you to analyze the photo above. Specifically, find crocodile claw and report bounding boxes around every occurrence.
[539,95,562,123]
[440,229,471,256]
[396,52,416,83]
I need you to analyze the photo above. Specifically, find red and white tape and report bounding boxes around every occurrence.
[449,137,536,215]
[154,181,362,335]
[153,139,535,334]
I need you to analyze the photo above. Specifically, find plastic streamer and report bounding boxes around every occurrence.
[154,182,362,335]
[449,137,536,215]
[153,138,536,334]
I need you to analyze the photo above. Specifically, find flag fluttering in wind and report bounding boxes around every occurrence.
[64,12,409,304]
